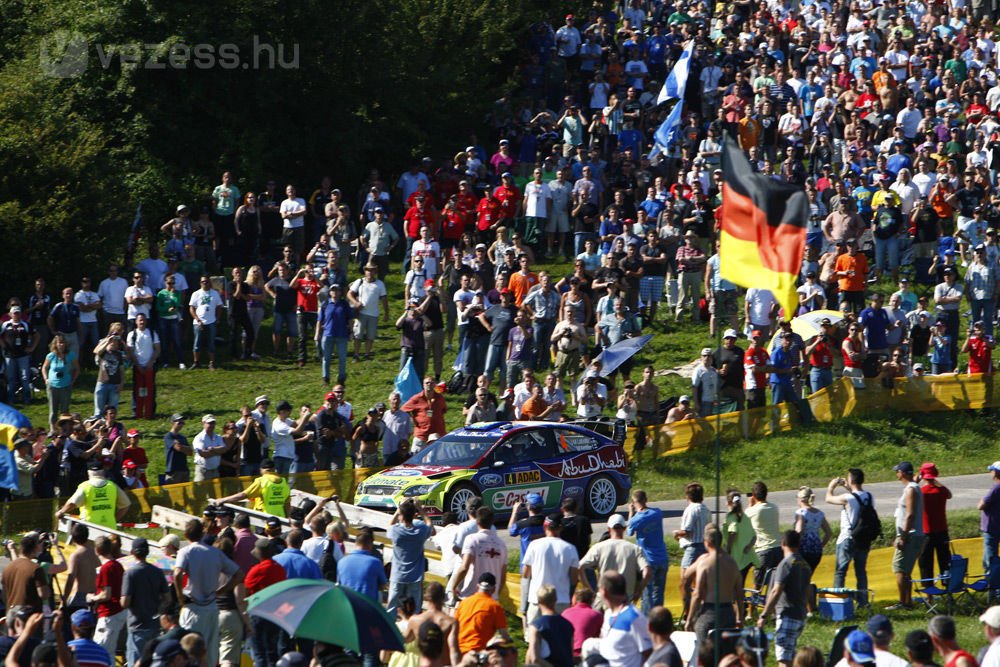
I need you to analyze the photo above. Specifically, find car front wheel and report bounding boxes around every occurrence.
[444,483,479,522]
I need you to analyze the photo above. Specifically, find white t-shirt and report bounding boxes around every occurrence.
[691,365,720,407]
[74,290,101,324]
[349,279,387,318]
[836,490,872,544]
[280,197,307,229]
[411,240,442,279]
[597,605,652,667]
[576,383,608,418]
[124,285,153,320]
[745,288,777,326]
[454,288,476,324]
[193,430,224,470]
[189,289,224,325]
[271,416,296,460]
[522,536,579,605]
[833,648,909,667]
[98,277,128,315]
[912,172,936,198]
[459,529,508,598]
[126,327,159,367]
[524,181,552,219]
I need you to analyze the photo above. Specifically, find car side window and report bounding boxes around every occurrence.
[503,430,558,462]
[555,429,599,453]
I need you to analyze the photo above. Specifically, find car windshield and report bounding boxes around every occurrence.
[404,433,497,467]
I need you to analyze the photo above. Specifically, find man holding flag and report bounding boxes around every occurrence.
[649,41,694,160]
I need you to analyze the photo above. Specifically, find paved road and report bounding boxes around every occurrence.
[498,473,992,552]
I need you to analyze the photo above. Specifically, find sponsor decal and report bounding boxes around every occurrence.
[456,430,501,438]
[504,470,541,485]
[357,495,398,507]
[363,478,413,488]
[478,473,503,487]
[380,469,423,477]
[563,485,584,497]
[484,481,563,511]
[537,448,627,479]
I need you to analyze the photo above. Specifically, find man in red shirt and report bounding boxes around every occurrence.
[804,319,836,393]
[493,173,522,229]
[290,267,320,368]
[245,538,287,667]
[88,536,125,658]
[402,376,447,450]
[918,463,952,582]
[476,192,502,245]
[440,195,467,255]
[743,330,770,409]
[963,321,995,375]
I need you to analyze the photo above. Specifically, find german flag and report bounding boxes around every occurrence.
[720,137,808,319]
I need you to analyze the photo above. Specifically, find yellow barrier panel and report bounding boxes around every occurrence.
[624,374,1000,460]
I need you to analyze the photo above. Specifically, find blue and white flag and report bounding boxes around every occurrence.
[648,97,685,160]
[656,40,693,105]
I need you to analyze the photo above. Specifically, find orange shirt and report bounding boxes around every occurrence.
[520,396,548,420]
[509,271,539,306]
[835,253,868,292]
[455,592,508,654]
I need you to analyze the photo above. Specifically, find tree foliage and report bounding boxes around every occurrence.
[0,0,564,292]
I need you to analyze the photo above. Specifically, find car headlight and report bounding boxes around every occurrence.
[402,483,439,498]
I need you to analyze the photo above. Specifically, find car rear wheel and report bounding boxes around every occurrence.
[444,483,479,522]
[585,474,619,520]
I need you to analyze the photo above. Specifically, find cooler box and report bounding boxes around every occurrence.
[818,590,855,621]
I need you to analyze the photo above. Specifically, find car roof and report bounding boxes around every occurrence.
[459,420,615,442]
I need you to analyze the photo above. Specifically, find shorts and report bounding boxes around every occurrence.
[357,313,378,341]
[681,543,706,568]
[640,276,665,304]
[892,533,926,574]
[193,322,216,353]
[273,311,298,337]
[358,452,381,468]
[774,616,806,663]
[546,211,570,234]
[710,290,738,321]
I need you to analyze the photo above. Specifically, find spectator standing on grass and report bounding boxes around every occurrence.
[121,537,168,667]
[827,468,874,599]
[193,414,229,482]
[746,481,782,588]
[348,263,389,361]
[402,377,446,450]
[757,531,812,667]
[188,277,222,371]
[919,462,952,582]
[163,413,192,484]
[684,525,743,651]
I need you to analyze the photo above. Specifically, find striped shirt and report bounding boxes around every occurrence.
[966,261,997,301]
[68,639,112,667]
[679,502,711,548]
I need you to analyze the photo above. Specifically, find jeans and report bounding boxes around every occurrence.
[873,235,899,274]
[240,462,262,477]
[321,336,349,383]
[771,382,794,405]
[193,322,216,353]
[387,580,424,617]
[463,336,489,378]
[94,382,120,416]
[230,310,255,359]
[642,562,669,614]
[250,616,284,667]
[833,538,870,596]
[810,367,833,394]
[484,343,507,383]
[79,321,100,360]
[4,355,31,403]
[533,319,556,370]
[290,460,316,474]
[985,532,1000,573]
[158,317,183,366]
[126,626,158,667]
[972,299,997,337]
[297,311,318,362]
[274,456,293,474]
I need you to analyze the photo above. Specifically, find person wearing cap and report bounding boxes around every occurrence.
[981,462,1000,572]
[360,206,399,280]
[67,608,113,667]
[313,281,352,386]
[576,370,608,419]
[691,348,720,418]
[915,468,953,583]
[521,513,580,625]
[580,514,650,607]
[965,244,999,338]
[980,607,1000,667]
[121,536,168,667]
[312,391,350,471]
[674,230,706,323]
[663,394,694,424]
[888,462,925,610]
[56,452,130,528]
[841,630,878,667]
[0,304,38,405]
[162,413,192,484]
[742,328,771,409]
[347,259,389,362]
[935,256,964,358]
[191,414,229,481]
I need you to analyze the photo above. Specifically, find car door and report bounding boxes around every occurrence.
[475,429,562,513]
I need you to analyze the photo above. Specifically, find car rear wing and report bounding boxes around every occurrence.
[566,417,627,446]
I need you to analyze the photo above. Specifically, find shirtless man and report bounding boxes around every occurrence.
[664,395,695,424]
[685,524,744,651]
[404,582,460,665]
[64,523,100,614]
[634,365,661,426]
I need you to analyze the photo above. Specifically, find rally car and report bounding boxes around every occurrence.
[354,420,631,521]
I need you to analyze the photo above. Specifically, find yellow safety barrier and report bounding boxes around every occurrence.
[623,374,1000,459]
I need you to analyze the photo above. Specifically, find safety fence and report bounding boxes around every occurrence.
[622,373,1000,459]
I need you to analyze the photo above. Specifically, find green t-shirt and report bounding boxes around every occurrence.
[724,511,760,572]
[156,289,183,319]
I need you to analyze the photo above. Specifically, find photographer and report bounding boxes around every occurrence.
[805,320,836,393]
[575,371,607,418]
[92,330,125,418]
[396,298,426,380]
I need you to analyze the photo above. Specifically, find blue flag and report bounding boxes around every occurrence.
[650,98,684,159]
[394,358,422,404]
[656,40,693,105]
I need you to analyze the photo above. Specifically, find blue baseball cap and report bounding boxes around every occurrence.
[71,609,96,627]
[867,614,893,640]
[845,630,876,664]
[526,493,543,508]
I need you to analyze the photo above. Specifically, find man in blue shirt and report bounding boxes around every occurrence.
[317,283,353,385]
[387,498,434,615]
[858,293,896,355]
[769,333,796,406]
[337,528,386,602]
[980,462,1000,572]
[273,529,323,579]
[627,489,669,613]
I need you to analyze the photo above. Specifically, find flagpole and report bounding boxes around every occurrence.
[713,136,726,667]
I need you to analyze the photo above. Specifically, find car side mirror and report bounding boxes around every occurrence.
[493,460,505,468]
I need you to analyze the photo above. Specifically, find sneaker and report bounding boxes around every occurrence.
[208,362,216,371]
[297,360,305,368]
[883,603,912,611]
[178,363,187,370]
[250,353,261,361]
[188,364,199,370]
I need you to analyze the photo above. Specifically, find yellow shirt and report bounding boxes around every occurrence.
[243,472,289,517]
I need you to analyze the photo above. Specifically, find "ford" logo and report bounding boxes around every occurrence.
[478,473,503,487]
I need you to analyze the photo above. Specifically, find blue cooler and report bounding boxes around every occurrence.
[818,589,855,621]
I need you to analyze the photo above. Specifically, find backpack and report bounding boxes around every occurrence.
[849,491,882,548]
[319,538,339,582]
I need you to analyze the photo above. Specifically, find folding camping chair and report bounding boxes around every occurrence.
[914,554,967,615]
